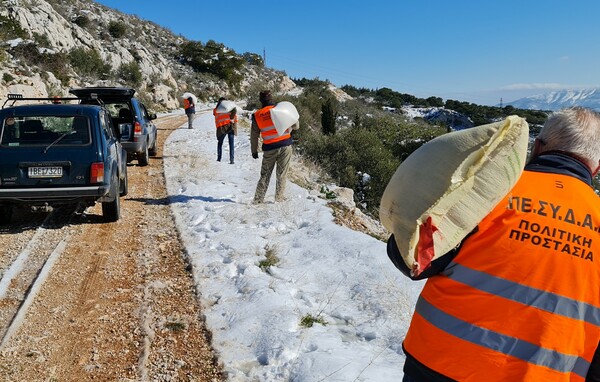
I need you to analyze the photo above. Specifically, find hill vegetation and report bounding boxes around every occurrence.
[1,0,597,217]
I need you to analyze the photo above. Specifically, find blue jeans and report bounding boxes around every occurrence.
[217,132,234,163]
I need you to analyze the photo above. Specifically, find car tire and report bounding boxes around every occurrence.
[119,169,128,197]
[138,141,149,166]
[149,136,157,156]
[0,205,13,225]
[102,174,121,222]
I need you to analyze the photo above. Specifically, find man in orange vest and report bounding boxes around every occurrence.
[183,95,195,129]
[213,97,238,164]
[250,90,299,203]
[388,107,600,381]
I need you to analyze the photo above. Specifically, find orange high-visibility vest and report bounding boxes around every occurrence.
[404,170,600,381]
[213,109,229,128]
[183,98,191,109]
[254,105,291,145]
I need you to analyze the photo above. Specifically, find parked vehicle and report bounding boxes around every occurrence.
[0,94,128,224]
[69,87,158,166]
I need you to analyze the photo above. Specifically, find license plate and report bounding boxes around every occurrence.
[28,166,63,178]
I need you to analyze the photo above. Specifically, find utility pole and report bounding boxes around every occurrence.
[263,48,266,66]
[500,97,503,108]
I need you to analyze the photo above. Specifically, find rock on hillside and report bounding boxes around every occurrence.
[0,0,295,109]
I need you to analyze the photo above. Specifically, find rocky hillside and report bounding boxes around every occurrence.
[0,0,296,110]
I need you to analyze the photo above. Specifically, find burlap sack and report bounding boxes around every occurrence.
[270,101,299,135]
[379,115,529,276]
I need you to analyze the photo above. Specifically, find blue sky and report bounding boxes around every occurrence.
[94,0,600,106]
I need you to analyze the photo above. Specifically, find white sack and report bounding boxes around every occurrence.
[181,92,197,106]
[270,101,299,135]
[216,100,237,113]
[379,115,530,276]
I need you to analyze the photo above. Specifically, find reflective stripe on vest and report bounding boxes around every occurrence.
[213,109,238,128]
[404,170,600,381]
[255,105,291,145]
[213,109,231,128]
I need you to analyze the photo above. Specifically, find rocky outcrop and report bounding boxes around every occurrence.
[0,0,295,110]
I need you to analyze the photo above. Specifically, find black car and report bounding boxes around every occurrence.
[0,94,128,224]
[69,87,158,166]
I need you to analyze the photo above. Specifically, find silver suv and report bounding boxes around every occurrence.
[70,87,158,166]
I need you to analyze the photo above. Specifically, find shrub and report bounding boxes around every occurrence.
[321,98,338,135]
[0,15,27,40]
[178,40,245,88]
[117,61,142,87]
[300,314,327,328]
[72,14,90,28]
[108,21,126,38]
[69,47,111,78]
[2,73,13,83]
[257,244,280,272]
[9,42,71,84]
[32,32,51,48]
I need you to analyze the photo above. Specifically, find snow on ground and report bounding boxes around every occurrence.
[163,105,424,381]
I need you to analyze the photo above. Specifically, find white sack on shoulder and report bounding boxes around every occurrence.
[216,100,237,113]
[181,92,197,106]
[379,115,530,276]
[270,101,299,135]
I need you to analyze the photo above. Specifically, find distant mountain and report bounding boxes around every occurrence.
[506,88,600,111]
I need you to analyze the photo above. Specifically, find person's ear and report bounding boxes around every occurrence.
[592,161,600,177]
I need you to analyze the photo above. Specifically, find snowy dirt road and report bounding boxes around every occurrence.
[0,114,223,381]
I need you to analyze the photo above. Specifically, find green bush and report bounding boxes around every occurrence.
[108,21,126,38]
[69,47,111,78]
[9,42,71,84]
[0,15,27,40]
[72,15,90,28]
[300,314,327,328]
[3,73,14,83]
[117,61,142,87]
[321,98,338,135]
[178,40,245,88]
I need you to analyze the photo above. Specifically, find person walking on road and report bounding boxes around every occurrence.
[213,97,238,164]
[250,90,299,203]
[387,107,600,381]
[183,95,195,129]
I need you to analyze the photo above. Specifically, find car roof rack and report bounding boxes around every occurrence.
[2,94,82,109]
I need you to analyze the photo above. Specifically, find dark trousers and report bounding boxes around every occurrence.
[217,132,234,163]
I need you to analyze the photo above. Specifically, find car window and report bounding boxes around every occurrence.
[100,112,114,140]
[140,103,149,119]
[103,103,130,118]
[0,115,90,147]
[103,111,118,138]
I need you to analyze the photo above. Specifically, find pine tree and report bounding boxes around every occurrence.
[321,98,338,135]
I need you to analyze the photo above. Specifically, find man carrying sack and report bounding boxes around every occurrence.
[383,108,600,381]
[250,90,299,203]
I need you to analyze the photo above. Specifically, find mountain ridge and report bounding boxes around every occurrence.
[506,88,600,111]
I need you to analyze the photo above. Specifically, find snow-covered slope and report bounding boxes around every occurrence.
[163,107,423,381]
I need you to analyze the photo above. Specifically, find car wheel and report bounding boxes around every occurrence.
[102,174,121,222]
[0,205,13,225]
[149,136,158,156]
[138,141,149,166]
